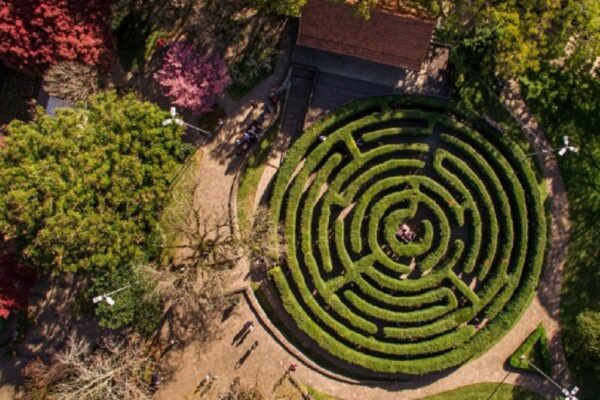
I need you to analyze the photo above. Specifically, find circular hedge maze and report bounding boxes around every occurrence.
[268,96,546,376]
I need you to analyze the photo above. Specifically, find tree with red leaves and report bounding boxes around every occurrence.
[0,248,36,320]
[0,0,113,75]
[154,41,230,116]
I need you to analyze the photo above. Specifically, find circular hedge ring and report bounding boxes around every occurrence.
[268,97,546,375]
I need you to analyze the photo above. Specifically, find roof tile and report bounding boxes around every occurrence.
[298,0,435,71]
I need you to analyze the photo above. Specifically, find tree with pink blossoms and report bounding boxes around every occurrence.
[154,41,230,116]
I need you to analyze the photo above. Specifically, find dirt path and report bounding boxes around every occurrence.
[156,73,572,400]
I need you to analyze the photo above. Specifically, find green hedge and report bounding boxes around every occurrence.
[509,324,552,374]
[265,95,547,375]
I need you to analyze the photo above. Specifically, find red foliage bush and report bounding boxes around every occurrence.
[0,246,36,319]
[0,0,114,75]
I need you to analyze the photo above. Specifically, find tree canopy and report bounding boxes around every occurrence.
[154,41,230,115]
[258,0,599,76]
[346,0,599,76]
[574,310,600,377]
[253,0,307,16]
[0,0,114,75]
[0,91,193,273]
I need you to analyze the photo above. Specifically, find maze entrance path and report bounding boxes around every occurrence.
[268,97,546,377]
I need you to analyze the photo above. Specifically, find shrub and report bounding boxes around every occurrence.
[90,265,162,336]
[509,324,551,375]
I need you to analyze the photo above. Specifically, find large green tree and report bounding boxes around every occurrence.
[442,0,599,76]
[574,310,600,377]
[0,91,193,272]
[277,0,600,76]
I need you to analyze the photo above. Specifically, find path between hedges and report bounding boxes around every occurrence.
[156,80,572,399]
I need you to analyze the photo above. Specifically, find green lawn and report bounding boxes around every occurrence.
[303,383,542,400]
[236,120,280,230]
[420,383,543,400]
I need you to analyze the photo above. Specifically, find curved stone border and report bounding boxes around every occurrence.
[243,285,370,384]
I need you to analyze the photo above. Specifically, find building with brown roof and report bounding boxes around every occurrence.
[297,0,436,71]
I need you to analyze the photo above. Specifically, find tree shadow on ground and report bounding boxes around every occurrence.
[0,273,105,393]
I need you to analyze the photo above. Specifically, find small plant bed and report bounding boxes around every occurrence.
[509,324,551,375]
[267,96,547,376]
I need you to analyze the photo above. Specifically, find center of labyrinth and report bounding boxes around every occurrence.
[267,97,546,376]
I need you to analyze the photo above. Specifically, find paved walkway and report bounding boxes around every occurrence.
[156,68,572,400]
[292,45,452,98]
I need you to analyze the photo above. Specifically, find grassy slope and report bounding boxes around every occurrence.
[421,383,542,400]
[304,383,542,400]
[158,150,204,261]
[236,120,280,230]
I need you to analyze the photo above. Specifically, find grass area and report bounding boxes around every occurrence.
[303,385,342,400]
[302,383,542,400]
[420,383,543,400]
[158,150,204,262]
[519,64,600,398]
[0,63,38,127]
[236,119,280,230]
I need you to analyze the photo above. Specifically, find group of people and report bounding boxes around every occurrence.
[235,117,263,154]
[397,223,417,243]
[234,92,279,155]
